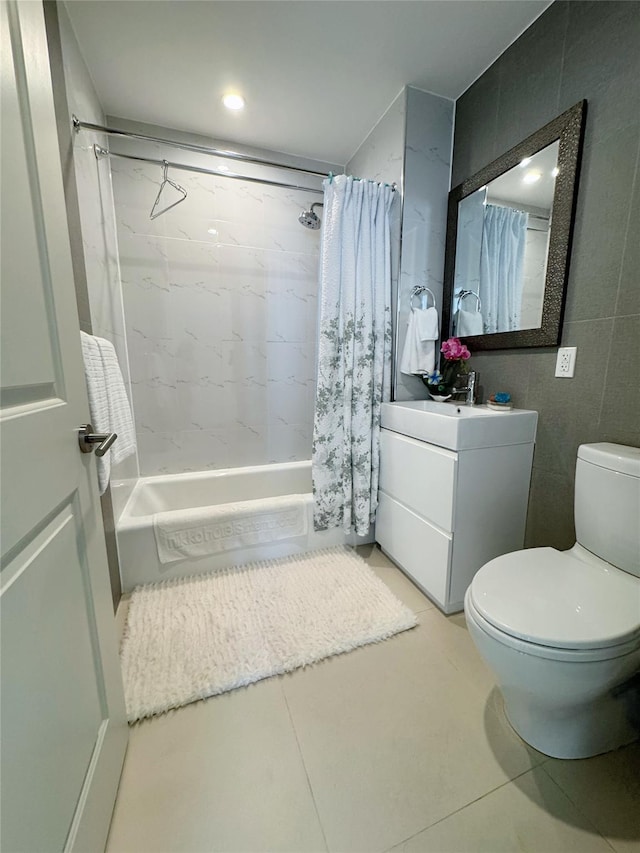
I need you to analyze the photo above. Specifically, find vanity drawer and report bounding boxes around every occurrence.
[376,491,452,609]
[379,429,456,531]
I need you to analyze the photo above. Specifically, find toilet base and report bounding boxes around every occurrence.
[502,686,640,759]
[465,591,640,760]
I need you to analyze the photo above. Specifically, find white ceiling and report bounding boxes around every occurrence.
[65,0,551,165]
[489,141,559,211]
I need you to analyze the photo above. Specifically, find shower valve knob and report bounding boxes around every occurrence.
[78,423,118,456]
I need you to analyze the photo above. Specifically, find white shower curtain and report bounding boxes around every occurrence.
[479,204,528,333]
[312,175,394,535]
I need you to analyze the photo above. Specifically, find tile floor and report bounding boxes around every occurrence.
[107,546,640,853]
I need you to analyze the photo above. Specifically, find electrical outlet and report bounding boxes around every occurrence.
[555,346,577,378]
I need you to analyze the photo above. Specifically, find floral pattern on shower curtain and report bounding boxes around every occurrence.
[312,175,394,536]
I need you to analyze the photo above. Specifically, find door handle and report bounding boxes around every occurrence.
[78,423,118,457]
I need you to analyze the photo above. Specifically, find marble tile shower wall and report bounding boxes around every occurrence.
[396,87,454,402]
[111,160,322,476]
[346,87,455,403]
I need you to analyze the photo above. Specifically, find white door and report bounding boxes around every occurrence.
[1,2,128,850]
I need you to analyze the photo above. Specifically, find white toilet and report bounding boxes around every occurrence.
[465,443,640,759]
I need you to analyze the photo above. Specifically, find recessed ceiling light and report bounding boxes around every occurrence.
[222,93,245,111]
[207,228,218,236]
[519,157,532,168]
[551,166,560,178]
[523,170,542,184]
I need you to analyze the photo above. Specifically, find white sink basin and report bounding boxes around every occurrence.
[381,400,537,450]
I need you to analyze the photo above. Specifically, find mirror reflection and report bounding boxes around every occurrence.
[452,140,559,337]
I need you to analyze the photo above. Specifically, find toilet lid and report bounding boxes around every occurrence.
[470,547,640,650]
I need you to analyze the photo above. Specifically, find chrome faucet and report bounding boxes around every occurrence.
[451,371,478,406]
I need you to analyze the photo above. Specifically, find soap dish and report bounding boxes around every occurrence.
[487,401,513,412]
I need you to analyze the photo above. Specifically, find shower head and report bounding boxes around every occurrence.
[298,202,323,230]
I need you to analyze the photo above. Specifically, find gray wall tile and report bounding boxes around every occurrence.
[468,350,532,409]
[525,469,575,550]
[496,0,569,154]
[600,315,640,448]
[452,0,640,548]
[615,138,640,318]
[525,318,614,478]
[558,1,640,147]
[451,62,501,188]
[563,124,640,323]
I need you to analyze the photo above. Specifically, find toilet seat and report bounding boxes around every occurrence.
[464,591,640,663]
[469,546,640,653]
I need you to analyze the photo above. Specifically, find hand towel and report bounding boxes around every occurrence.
[455,308,484,337]
[94,336,137,467]
[80,331,136,495]
[81,332,110,494]
[415,306,439,341]
[400,307,439,375]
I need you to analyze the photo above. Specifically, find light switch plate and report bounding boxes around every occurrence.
[555,346,577,377]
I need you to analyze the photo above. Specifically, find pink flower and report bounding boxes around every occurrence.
[441,337,471,361]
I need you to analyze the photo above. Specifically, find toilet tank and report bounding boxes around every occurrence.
[575,443,640,577]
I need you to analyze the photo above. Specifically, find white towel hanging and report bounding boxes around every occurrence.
[415,306,439,341]
[455,308,484,337]
[400,307,439,376]
[80,332,136,494]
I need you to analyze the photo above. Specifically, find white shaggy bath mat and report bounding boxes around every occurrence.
[121,546,417,722]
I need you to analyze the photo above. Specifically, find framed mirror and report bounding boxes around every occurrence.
[442,100,586,349]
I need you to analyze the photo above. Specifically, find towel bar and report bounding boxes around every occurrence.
[410,285,436,308]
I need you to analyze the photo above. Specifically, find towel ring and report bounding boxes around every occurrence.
[410,285,436,308]
[456,289,482,313]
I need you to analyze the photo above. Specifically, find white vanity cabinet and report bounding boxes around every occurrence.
[376,402,537,613]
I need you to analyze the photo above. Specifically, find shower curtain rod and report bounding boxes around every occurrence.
[72,115,329,179]
[93,145,325,196]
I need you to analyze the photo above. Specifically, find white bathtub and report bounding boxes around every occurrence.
[115,461,373,592]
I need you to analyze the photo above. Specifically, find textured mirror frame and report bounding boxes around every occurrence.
[442,100,586,350]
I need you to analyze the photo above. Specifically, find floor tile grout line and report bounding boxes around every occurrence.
[538,763,618,852]
[416,610,500,704]
[280,680,331,853]
[382,767,537,853]
[438,651,495,702]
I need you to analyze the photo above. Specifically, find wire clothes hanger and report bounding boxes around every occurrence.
[150,160,188,220]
